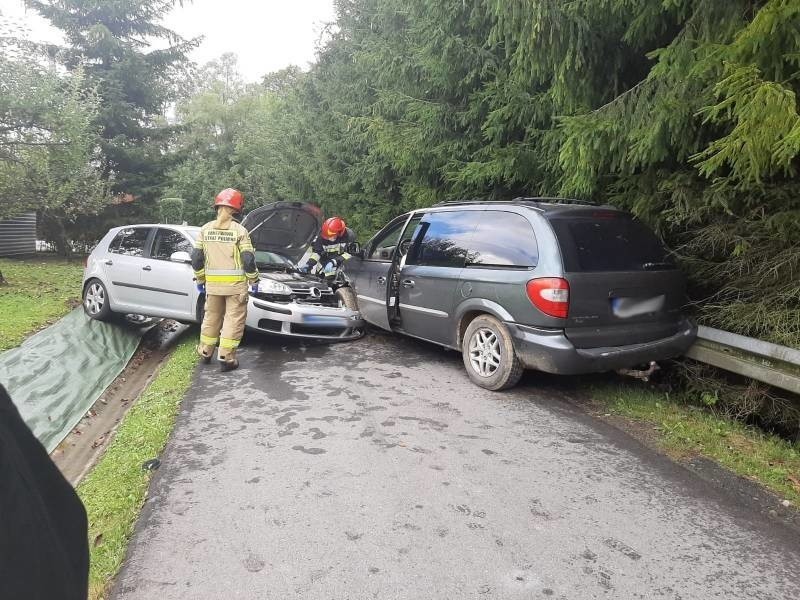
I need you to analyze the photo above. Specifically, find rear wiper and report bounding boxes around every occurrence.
[642,262,674,270]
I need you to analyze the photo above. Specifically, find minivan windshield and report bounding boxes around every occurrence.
[550,215,674,272]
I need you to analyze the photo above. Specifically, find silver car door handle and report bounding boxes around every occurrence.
[402,279,415,288]
[142,265,152,271]
[103,259,113,266]
[377,276,387,286]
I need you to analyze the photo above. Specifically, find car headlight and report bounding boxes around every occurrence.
[256,279,292,295]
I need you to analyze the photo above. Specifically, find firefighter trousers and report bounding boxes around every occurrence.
[198,293,248,362]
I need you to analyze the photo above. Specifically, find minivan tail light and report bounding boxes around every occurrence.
[526,278,570,319]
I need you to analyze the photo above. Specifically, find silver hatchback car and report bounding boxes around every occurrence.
[82,204,364,341]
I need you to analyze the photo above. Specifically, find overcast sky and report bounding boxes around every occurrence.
[0,0,337,81]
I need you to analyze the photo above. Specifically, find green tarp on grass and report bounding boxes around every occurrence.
[0,309,145,452]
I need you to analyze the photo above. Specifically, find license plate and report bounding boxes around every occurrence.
[611,295,665,318]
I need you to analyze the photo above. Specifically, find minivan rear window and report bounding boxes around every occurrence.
[550,216,674,272]
[468,211,538,268]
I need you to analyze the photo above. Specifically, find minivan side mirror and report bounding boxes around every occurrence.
[170,250,192,264]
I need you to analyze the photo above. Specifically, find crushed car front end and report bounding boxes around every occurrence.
[246,270,364,341]
[241,201,365,341]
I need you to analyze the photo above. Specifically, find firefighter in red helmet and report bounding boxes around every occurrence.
[191,188,259,371]
[303,216,356,275]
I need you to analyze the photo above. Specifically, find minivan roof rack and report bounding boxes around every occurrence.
[432,197,598,208]
[511,197,597,206]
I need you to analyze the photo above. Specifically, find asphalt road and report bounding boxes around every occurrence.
[114,329,800,600]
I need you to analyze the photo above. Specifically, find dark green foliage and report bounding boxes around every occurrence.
[164,0,800,428]
[158,198,184,224]
[25,0,197,208]
[0,22,108,253]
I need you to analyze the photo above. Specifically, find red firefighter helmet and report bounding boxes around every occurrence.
[321,216,346,241]
[214,188,245,212]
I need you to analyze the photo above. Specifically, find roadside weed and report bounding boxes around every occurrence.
[590,383,800,506]
[78,338,197,600]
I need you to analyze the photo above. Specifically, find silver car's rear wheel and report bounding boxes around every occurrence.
[462,314,524,391]
[83,279,113,321]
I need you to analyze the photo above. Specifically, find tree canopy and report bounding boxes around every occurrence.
[166,0,800,347]
[25,0,198,205]
[0,21,108,250]
[1,0,798,348]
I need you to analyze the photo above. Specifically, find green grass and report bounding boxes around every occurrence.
[77,337,197,600]
[0,257,85,351]
[589,383,800,506]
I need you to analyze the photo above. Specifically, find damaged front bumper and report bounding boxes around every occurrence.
[246,297,365,341]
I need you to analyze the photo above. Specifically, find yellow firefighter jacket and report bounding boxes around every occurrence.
[192,221,259,295]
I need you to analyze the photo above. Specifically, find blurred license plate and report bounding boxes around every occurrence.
[611,295,665,318]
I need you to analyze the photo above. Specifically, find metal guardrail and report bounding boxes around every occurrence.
[686,326,800,395]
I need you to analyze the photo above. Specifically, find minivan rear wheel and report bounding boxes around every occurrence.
[83,279,113,321]
[462,315,524,391]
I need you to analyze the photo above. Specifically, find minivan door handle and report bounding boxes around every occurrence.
[142,265,152,271]
[102,259,113,266]
[377,276,387,286]
[402,279,415,289]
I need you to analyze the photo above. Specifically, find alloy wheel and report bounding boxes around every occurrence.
[85,282,105,315]
[468,327,502,378]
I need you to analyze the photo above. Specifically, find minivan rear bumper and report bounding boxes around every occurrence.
[507,319,697,375]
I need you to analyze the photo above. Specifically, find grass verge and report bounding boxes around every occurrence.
[0,257,84,351]
[588,382,800,506]
[77,337,197,600]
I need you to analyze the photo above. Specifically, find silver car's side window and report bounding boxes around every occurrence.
[108,228,151,257]
[151,228,193,260]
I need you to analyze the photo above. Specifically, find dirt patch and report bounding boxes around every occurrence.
[51,320,190,485]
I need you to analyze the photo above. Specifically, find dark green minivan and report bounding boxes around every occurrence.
[346,199,696,391]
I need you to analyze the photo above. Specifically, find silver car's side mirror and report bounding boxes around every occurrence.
[170,251,192,264]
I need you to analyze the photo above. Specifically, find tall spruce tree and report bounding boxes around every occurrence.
[25,0,198,210]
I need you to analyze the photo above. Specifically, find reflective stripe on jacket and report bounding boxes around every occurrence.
[193,221,258,295]
[308,228,355,266]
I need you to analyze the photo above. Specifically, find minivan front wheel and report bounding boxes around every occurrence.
[462,315,524,391]
[83,279,113,321]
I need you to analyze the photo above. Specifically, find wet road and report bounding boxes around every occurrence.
[115,330,800,600]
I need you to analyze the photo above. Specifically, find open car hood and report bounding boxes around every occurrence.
[241,201,323,264]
